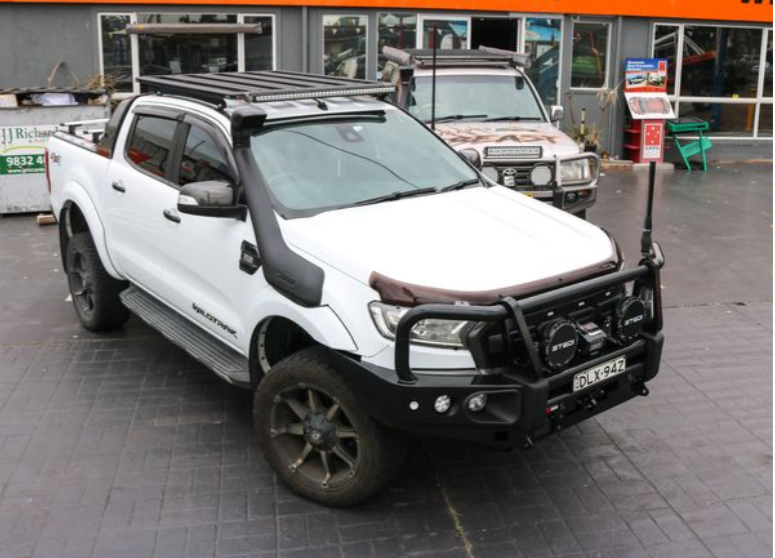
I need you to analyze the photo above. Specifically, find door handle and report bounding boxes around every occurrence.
[163,209,181,223]
[112,181,126,193]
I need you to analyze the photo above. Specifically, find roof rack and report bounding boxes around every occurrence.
[382,46,531,70]
[137,70,396,106]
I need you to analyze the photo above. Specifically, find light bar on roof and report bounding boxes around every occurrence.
[251,86,396,102]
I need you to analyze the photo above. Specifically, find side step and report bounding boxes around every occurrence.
[120,286,250,387]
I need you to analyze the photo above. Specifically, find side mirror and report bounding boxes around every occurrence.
[178,180,246,220]
[458,148,482,170]
[550,105,565,122]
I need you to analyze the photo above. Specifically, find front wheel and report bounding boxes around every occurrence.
[254,347,407,507]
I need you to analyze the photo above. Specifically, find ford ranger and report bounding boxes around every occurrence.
[48,71,664,507]
[381,47,599,218]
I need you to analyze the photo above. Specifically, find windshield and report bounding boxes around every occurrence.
[250,110,478,215]
[408,74,546,123]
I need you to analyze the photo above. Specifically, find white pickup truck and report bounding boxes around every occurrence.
[48,71,664,507]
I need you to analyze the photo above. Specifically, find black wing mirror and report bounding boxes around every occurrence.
[178,180,246,220]
[458,148,483,170]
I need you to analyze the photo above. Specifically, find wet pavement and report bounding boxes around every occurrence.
[0,163,771,558]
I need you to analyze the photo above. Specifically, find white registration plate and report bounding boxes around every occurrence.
[573,356,627,392]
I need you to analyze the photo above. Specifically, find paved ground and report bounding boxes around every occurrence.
[0,163,771,558]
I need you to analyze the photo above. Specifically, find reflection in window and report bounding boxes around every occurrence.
[127,116,178,179]
[100,15,133,93]
[759,104,772,137]
[653,25,679,95]
[136,13,238,83]
[680,26,762,98]
[524,18,562,106]
[679,102,755,137]
[179,126,234,186]
[244,15,274,71]
[323,15,368,79]
[422,19,468,49]
[571,22,609,89]
[378,13,416,75]
[764,31,773,99]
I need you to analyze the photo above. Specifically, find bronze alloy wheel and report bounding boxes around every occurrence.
[269,383,359,490]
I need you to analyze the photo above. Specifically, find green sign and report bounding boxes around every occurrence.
[0,153,46,175]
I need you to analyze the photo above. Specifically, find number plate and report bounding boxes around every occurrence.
[573,356,627,392]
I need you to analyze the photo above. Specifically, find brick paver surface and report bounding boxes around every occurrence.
[0,164,772,557]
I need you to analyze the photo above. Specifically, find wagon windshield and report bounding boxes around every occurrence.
[249,109,478,217]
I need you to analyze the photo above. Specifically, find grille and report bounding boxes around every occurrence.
[489,162,555,190]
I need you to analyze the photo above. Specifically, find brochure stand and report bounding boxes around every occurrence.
[623,59,674,164]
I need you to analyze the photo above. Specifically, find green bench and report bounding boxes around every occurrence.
[666,118,712,172]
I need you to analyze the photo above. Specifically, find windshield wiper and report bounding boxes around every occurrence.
[354,187,438,206]
[440,178,481,193]
[430,114,489,123]
[484,116,543,122]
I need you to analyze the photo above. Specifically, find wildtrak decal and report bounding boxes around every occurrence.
[192,303,237,338]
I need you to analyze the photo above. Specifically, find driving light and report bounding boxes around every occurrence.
[560,159,592,184]
[467,393,487,413]
[481,165,499,183]
[530,165,552,186]
[434,395,452,414]
[616,297,647,342]
[369,302,468,348]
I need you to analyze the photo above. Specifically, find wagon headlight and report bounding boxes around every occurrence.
[560,159,595,184]
[369,302,467,348]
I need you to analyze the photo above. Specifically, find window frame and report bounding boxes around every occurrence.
[569,20,612,91]
[651,21,773,140]
[417,14,472,50]
[124,112,185,188]
[238,13,278,72]
[518,15,564,107]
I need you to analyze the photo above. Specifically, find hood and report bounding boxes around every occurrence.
[281,186,618,304]
[434,122,581,159]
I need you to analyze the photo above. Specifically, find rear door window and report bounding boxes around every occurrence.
[125,115,178,180]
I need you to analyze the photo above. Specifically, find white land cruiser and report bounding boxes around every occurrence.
[381,47,599,218]
[48,71,664,507]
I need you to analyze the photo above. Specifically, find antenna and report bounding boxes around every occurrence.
[641,161,657,257]
[431,24,438,131]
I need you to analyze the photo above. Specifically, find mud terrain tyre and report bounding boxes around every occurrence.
[255,347,407,507]
[66,232,130,331]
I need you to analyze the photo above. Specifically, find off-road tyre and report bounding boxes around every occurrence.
[66,232,130,331]
[255,346,407,507]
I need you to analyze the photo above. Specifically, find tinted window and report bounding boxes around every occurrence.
[126,115,178,179]
[178,126,234,186]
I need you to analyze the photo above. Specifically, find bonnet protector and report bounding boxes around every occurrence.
[232,106,324,307]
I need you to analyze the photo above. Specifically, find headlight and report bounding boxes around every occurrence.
[560,159,593,184]
[369,302,468,348]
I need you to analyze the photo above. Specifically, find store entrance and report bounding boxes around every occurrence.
[471,17,518,51]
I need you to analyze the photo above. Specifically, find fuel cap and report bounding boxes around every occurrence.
[542,320,578,371]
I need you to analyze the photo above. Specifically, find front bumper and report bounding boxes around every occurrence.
[334,246,665,447]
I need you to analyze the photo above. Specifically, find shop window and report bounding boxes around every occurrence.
[127,116,178,179]
[421,17,469,49]
[378,13,417,75]
[323,15,368,79]
[758,104,773,137]
[764,31,773,99]
[652,25,679,95]
[678,102,755,137]
[524,18,562,106]
[136,14,238,82]
[100,15,134,93]
[680,26,762,99]
[571,22,610,89]
[243,16,275,71]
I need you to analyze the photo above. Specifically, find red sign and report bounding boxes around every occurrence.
[642,122,664,162]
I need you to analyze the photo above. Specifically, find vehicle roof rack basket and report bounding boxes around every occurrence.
[382,46,531,69]
[137,70,396,106]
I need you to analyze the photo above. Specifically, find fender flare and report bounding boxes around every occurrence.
[59,182,122,279]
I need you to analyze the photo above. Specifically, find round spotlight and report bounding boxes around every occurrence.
[530,165,552,186]
[616,297,646,342]
[434,395,452,414]
[467,393,488,413]
[542,320,578,371]
[482,166,499,183]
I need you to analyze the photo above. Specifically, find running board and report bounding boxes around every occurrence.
[120,287,250,387]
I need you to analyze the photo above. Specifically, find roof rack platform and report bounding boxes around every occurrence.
[137,71,395,106]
